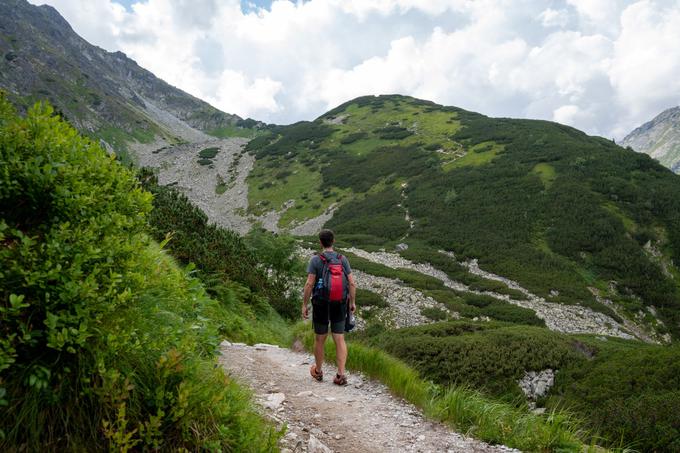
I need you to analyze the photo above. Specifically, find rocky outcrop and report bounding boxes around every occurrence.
[621,106,680,172]
[518,369,556,402]
[353,270,457,329]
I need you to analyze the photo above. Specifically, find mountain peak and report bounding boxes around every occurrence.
[622,105,680,172]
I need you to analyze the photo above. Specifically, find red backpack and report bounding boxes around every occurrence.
[315,253,349,303]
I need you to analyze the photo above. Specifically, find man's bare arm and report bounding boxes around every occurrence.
[348,273,357,312]
[302,273,316,319]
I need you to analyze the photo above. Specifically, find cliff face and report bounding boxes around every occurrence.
[0,0,253,148]
[622,106,680,173]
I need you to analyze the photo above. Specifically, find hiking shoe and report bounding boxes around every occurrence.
[310,364,323,382]
[333,374,347,386]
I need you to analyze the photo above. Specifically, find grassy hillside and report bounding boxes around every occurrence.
[0,95,284,450]
[246,94,680,339]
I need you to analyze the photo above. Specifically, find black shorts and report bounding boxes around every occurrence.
[312,299,347,335]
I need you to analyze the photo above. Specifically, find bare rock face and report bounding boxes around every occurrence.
[621,106,680,172]
[518,369,556,401]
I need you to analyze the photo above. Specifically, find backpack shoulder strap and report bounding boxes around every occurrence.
[336,254,349,274]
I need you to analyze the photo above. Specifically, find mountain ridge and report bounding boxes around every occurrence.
[242,93,680,340]
[0,0,261,161]
[622,105,680,172]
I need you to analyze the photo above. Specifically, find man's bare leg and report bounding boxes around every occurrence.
[314,334,327,373]
[332,333,347,375]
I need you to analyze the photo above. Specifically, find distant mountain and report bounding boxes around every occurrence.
[0,0,260,160]
[244,94,680,339]
[621,106,680,173]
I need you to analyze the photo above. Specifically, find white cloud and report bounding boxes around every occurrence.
[209,70,283,118]
[566,0,624,34]
[538,8,570,28]
[27,0,680,139]
[609,1,680,129]
[553,104,593,126]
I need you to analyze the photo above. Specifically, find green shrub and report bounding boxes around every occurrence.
[374,125,413,140]
[369,322,583,397]
[356,289,388,308]
[329,189,409,240]
[465,294,495,307]
[250,121,333,158]
[549,344,680,451]
[398,245,527,300]
[480,302,545,326]
[198,147,220,158]
[423,142,442,151]
[0,98,278,450]
[197,158,213,166]
[140,172,300,319]
[421,306,448,321]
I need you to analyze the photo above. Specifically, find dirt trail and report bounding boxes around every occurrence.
[219,341,518,453]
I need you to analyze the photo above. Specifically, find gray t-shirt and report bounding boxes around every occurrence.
[307,251,352,280]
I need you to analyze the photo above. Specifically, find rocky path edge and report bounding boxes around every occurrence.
[219,340,519,453]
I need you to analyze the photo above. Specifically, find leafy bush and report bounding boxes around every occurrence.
[548,343,680,451]
[199,147,220,158]
[420,306,448,321]
[369,322,583,397]
[479,302,544,326]
[140,171,300,319]
[355,288,388,308]
[0,98,277,450]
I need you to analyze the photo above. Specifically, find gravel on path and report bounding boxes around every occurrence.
[219,341,518,453]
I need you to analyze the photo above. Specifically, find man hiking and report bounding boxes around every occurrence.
[302,229,357,386]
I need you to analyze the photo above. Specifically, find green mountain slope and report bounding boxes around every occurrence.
[0,0,261,160]
[247,94,680,338]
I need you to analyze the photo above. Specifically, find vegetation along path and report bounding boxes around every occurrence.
[219,341,517,453]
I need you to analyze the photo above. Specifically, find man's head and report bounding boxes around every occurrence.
[319,229,335,248]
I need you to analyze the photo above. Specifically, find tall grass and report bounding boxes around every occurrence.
[294,323,588,451]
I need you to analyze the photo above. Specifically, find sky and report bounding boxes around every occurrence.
[28,0,680,139]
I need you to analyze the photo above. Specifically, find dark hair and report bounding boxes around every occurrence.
[319,229,335,248]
